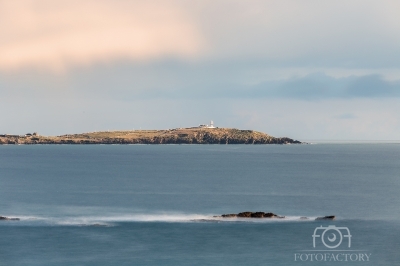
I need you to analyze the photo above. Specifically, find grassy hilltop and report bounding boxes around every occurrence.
[0,128,301,145]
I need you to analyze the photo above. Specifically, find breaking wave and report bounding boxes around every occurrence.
[0,213,319,227]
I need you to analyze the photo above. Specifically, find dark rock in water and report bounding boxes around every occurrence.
[221,214,237,218]
[220,212,285,218]
[315,215,335,220]
[0,216,20,221]
[218,213,335,220]
[250,212,266,218]
[237,212,253,218]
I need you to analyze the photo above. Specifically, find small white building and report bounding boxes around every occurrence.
[198,121,216,128]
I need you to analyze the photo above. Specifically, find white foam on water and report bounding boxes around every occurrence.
[1,213,320,226]
[206,216,318,223]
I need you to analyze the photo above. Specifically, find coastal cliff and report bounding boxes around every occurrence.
[0,128,301,145]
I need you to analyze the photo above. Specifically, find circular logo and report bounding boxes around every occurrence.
[321,228,343,249]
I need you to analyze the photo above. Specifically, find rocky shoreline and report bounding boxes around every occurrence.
[215,212,335,221]
[0,128,302,145]
[0,216,20,221]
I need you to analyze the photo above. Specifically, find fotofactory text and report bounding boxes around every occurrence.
[294,225,371,262]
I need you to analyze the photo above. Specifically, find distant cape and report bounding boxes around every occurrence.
[0,128,301,145]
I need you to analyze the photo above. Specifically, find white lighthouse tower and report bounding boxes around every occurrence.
[207,120,215,128]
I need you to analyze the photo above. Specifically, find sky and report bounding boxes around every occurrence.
[1,0,400,140]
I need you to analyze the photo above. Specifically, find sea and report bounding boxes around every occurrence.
[0,144,399,265]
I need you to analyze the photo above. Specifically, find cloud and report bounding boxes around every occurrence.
[241,73,400,99]
[0,0,204,72]
[2,1,400,72]
[190,0,400,68]
[2,59,400,101]
[334,113,357,120]
[345,75,400,97]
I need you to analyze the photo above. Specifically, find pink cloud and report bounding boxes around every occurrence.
[0,0,205,71]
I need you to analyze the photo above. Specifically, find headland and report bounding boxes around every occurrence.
[0,128,301,145]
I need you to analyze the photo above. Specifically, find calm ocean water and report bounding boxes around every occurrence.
[0,144,399,265]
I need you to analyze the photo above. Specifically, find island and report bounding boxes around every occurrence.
[0,128,301,145]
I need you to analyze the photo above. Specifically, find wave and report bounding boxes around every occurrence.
[0,213,319,227]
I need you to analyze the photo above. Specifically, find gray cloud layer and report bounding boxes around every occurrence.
[251,73,400,99]
[1,62,400,101]
[72,63,400,100]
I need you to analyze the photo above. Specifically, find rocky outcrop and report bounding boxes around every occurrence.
[0,128,302,145]
[0,216,20,221]
[315,215,336,220]
[217,212,285,218]
[216,212,336,220]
